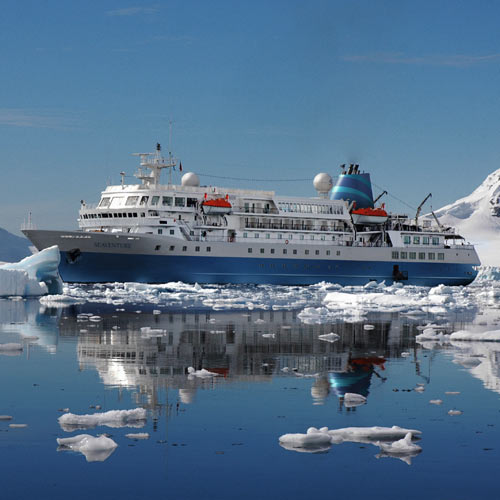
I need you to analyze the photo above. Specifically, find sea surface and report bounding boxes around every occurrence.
[1,282,500,500]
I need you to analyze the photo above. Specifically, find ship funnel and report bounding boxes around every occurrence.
[330,165,374,208]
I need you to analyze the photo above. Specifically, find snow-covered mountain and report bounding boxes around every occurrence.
[433,169,500,266]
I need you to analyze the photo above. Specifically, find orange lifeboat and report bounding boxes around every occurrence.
[201,195,232,215]
[351,203,388,224]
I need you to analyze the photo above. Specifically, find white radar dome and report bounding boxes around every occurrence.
[181,172,200,187]
[313,173,333,197]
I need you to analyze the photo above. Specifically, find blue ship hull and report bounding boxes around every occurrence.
[58,250,478,287]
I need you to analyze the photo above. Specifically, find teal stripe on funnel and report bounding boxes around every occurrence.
[331,186,373,203]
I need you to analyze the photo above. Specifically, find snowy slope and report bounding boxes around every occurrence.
[434,169,500,266]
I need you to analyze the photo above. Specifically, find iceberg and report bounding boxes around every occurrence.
[0,246,62,296]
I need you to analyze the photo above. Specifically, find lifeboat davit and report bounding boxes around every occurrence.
[351,204,388,224]
[201,196,232,215]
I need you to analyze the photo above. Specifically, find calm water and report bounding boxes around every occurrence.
[1,293,499,500]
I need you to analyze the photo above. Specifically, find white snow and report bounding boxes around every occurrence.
[0,246,62,296]
[433,168,500,266]
[57,434,118,462]
[58,408,147,431]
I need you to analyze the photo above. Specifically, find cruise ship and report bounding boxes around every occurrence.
[23,144,480,286]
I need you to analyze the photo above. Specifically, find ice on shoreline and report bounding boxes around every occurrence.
[0,246,62,297]
[58,408,147,431]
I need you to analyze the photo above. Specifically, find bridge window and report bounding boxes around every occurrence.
[162,196,173,206]
[403,235,411,244]
[151,196,160,206]
[99,197,111,208]
[139,196,149,206]
[174,197,185,207]
[125,196,138,206]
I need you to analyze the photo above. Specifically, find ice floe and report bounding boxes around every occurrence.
[0,343,23,352]
[375,433,422,465]
[429,399,443,405]
[57,434,118,462]
[125,433,149,440]
[448,410,463,416]
[279,425,422,456]
[58,408,147,431]
[0,246,62,297]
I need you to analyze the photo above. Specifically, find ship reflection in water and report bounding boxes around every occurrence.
[51,307,427,412]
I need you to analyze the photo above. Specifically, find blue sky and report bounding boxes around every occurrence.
[2,0,500,235]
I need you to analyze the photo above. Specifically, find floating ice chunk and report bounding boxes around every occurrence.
[89,316,102,322]
[343,393,366,407]
[328,425,421,444]
[401,352,410,357]
[39,295,84,307]
[9,424,27,428]
[281,367,290,373]
[448,410,463,416]
[152,310,161,315]
[125,433,149,440]
[0,343,23,352]
[57,434,118,462]
[187,367,219,379]
[445,391,460,395]
[0,246,62,296]
[58,408,146,431]
[376,432,422,455]
[414,386,425,393]
[262,333,275,339]
[375,433,422,465]
[279,427,334,453]
[450,330,500,342]
[363,324,375,330]
[0,415,13,421]
[254,319,266,324]
[279,425,422,454]
[318,333,340,343]
[429,400,443,405]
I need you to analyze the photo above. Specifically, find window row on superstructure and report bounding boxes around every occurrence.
[277,201,344,215]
